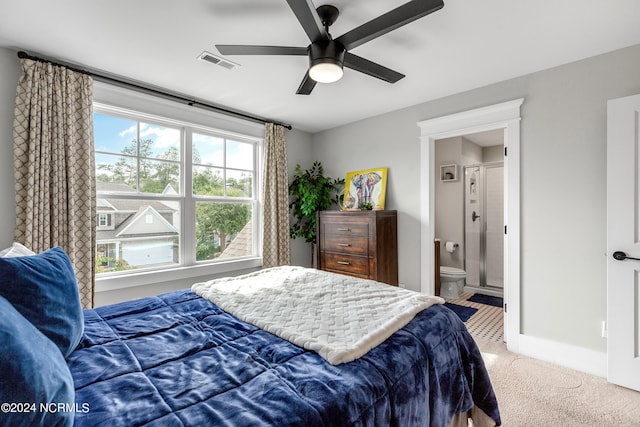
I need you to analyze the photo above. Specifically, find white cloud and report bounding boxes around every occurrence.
[140,123,180,149]
[193,133,224,166]
[118,125,136,138]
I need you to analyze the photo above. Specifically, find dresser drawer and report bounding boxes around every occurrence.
[321,235,368,256]
[322,221,369,237]
[320,253,369,277]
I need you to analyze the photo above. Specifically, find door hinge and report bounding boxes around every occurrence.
[504,225,507,234]
[504,303,507,313]
[504,147,507,157]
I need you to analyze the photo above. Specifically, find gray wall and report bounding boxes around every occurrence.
[0,48,19,247]
[483,145,504,163]
[284,128,314,267]
[311,44,640,353]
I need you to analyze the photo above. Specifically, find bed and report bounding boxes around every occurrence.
[0,245,500,427]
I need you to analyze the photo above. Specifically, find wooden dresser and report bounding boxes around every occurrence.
[316,210,398,286]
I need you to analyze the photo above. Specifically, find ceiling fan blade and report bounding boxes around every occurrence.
[336,0,444,51]
[343,52,404,83]
[296,71,317,95]
[216,45,307,56]
[286,0,328,43]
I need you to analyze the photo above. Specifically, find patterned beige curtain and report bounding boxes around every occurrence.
[13,58,96,308]
[262,123,290,267]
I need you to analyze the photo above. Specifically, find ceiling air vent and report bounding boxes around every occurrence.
[197,51,239,70]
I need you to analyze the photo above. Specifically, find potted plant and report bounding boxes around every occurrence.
[289,161,344,266]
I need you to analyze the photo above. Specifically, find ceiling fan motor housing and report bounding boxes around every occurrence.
[308,39,345,69]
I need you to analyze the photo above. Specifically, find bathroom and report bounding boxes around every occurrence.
[435,129,504,299]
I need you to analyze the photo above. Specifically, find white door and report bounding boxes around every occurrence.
[607,93,640,391]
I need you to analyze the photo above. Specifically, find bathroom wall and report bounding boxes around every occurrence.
[435,137,462,268]
[434,136,483,268]
[483,145,503,163]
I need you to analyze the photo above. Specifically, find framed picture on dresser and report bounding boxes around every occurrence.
[343,167,387,210]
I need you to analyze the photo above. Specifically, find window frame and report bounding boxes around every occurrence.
[94,102,263,293]
[98,213,109,227]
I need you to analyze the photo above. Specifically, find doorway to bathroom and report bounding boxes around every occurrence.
[418,98,523,348]
[435,130,504,298]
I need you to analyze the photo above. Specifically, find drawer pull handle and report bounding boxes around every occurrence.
[336,243,351,247]
[337,228,351,232]
[337,261,351,265]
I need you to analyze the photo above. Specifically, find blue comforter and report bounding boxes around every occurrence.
[68,289,500,426]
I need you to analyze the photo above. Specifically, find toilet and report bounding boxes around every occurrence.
[440,266,466,299]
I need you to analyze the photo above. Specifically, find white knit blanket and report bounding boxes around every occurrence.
[192,266,444,365]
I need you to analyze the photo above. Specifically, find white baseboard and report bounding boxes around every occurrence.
[509,334,607,378]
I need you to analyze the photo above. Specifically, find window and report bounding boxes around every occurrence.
[98,213,111,227]
[192,132,255,262]
[94,105,261,279]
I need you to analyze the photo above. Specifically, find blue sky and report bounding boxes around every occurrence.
[94,113,180,158]
[94,112,253,170]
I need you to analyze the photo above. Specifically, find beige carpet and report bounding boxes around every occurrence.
[474,338,640,426]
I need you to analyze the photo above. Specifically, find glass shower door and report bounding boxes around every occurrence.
[484,165,504,289]
[464,164,504,290]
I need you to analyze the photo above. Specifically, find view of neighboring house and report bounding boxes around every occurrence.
[217,219,252,259]
[96,182,179,271]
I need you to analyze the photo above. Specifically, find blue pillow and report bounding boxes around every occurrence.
[0,246,83,358]
[0,295,75,427]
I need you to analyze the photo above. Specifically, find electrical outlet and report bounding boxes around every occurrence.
[601,321,608,338]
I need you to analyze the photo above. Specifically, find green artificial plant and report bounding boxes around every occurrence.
[289,161,345,265]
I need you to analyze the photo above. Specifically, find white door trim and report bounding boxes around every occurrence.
[418,98,523,349]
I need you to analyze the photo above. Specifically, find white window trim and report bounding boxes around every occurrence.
[93,93,264,293]
[98,213,109,227]
[96,258,263,292]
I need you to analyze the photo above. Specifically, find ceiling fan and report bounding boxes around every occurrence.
[216,0,445,95]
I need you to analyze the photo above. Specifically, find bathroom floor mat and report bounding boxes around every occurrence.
[468,294,504,308]
[444,302,478,322]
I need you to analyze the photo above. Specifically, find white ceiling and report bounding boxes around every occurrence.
[1,0,639,133]
[463,129,503,148]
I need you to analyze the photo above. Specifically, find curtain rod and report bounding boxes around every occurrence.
[17,51,292,130]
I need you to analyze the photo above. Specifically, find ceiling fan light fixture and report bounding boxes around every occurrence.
[309,60,343,83]
[308,40,345,84]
